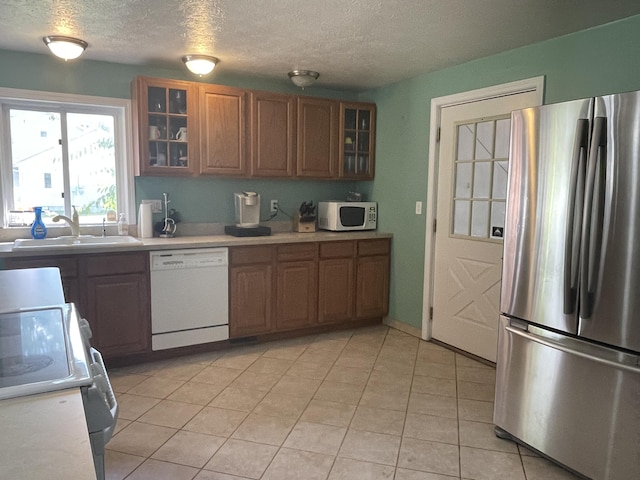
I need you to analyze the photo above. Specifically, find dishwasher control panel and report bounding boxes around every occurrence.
[150,248,228,271]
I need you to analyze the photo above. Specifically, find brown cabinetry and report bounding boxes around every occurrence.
[296,97,338,178]
[84,253,150,357]
[132,76,376,179]
[318,241,355,324]
[250,91,295,177]
[229,245,274,337]
[5,252,151,359]
[199,84,247,176]
[228,237,390,339]
[132,76,198,176]
[275,243,318,330]
[340,102,376,179]
[356,239,390,319]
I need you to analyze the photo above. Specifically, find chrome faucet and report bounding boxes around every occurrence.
[53,206,80,236]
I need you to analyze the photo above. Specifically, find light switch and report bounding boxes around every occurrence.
[415,201,423,215]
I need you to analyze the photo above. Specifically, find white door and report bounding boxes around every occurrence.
[431,92,539,361]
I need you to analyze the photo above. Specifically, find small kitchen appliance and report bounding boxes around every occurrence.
[225,192,271,237]
[234,191,260,227]
[318,201,377,231]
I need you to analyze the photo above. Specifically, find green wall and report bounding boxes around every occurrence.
[361,14,640,330]
[4,14,640,333]
[0,49,360,225]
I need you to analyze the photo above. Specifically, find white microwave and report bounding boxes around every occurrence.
[317,201,377,231]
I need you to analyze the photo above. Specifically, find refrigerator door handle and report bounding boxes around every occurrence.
[580,116,607,319]
[563,119,590,314]
[504,323,640,374]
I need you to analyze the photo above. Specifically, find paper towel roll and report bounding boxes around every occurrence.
[138,203,153,238]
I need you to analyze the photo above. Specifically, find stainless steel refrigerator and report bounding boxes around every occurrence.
[494,91,640,480]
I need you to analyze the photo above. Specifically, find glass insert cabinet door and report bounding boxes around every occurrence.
[340,103,376,178]
[133,77,197,176]
[452,116,510,240]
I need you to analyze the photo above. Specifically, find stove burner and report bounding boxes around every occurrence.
[0,355,54,377]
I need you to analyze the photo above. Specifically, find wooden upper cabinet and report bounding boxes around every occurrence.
[199,84,247,176]
[132,76,199,176]
[296,97,338,178]
[339,102,376,179]
[132,76,375,179]
[250,91,296,177]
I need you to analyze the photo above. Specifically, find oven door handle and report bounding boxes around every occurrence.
[90,347,118,415]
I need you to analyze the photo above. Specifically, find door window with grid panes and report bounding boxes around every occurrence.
[452,116,510,240]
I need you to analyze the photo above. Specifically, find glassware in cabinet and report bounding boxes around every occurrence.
[133,77,196,175]
[340,103,375,178]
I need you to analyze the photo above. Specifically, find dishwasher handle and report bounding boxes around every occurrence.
[150,248,228,270]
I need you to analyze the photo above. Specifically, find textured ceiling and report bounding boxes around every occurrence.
[1,1,640,90]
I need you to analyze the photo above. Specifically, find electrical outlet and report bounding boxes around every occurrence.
[143,199,163,213]
[415,201,423,215]
[270,199,279,213]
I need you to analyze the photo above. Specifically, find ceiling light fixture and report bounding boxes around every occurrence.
[182,55,218,76]
[288,70,320,89]
[42,36,88,61]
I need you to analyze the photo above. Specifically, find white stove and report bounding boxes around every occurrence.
[0,268,118,480]
[0,304,92,400]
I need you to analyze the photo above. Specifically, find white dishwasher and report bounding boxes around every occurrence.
[150,248,229,351]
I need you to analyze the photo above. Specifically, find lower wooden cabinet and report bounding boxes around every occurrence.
[356,239,391,319]
[275,243,318,330]
[5,252,151,359]
[229,245,274,337]
[318,241,355,324]
[84,253,150,358]
[230,264,274,337]
[229,238,390,338]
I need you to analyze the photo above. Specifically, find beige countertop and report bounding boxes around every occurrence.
[0,230,392,258]
[0,389,96,480]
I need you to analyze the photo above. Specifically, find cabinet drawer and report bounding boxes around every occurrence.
[230,245,274,265]
[277,243,318,262]
[5,256,79,278]
[320,241,355,259]
[85,252,147,276]
[358,239,390,256]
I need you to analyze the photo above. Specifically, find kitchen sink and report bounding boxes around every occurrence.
[12,235,144,250]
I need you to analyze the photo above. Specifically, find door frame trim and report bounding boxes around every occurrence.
[421,76,545,340]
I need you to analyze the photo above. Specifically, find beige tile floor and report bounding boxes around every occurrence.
[105,325,584,480]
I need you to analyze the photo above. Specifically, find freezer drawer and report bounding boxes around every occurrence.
[494,316,640,480]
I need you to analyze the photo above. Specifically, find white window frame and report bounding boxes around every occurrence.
[0,87,135,228]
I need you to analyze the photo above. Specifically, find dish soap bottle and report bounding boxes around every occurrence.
[117,213,128,236]
[30,206,47,239]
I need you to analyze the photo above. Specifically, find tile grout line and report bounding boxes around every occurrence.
[202,331,356,479]
[326,327,393,478]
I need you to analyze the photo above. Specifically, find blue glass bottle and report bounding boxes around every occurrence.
[30,207,47,239]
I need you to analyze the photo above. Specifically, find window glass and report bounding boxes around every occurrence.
[456,124,474,161]
[451,115,510,241]
[67,113,117,224]
[9,110,63,223]
[1,89,132,228]
[475,121,494,160]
